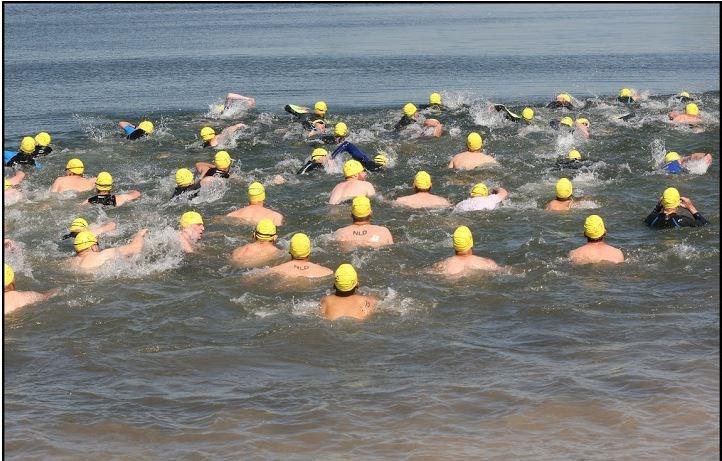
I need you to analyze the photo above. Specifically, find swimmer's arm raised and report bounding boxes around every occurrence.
[116,229,148,257]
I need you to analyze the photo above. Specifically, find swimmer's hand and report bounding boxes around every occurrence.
[679,197,698,214]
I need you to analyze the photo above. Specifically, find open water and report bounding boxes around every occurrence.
[3,4,720,460]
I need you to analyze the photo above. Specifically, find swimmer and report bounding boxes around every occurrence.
[574,117,590,139]
[393,171,451,209]
[82,172,141,207]
[675,91,694,103]
[328,160,376,205]
[49,158,96,193]
[546,92,574,110]
[195,151,232,185]
[418,92,444,112]
[178,211,205,253]
[661,151,713,174]
[297,148,330,175]
[428,226,501,277]
[644,187,709,229]
[199,124,246,148]
[569,215,625,265]
[617,88,639,105]
[556,149,590,169]
[61,217,117,241]
[4,264,59,315]
[327,122,381,170]
[285,101,327,131]
[264,233,334,279]
[334,196,393,249]
[493,105,535,124]
[549,116,575,132]
[305,118,328,140]
[320,263,377,320]
[230,219,284,268]
[4,175,26,204]
[118,120,154,140]
[33,132,53,156]
[70,228,148,271]
[226,182,284,226]
[545,178,578,211]
[5,136,38,167]
[668,103,701,125]
[453,182,508,212]
[394,103,443,137]
[222,92,256,111]
[448,132,497,170]
[171,168,201,199]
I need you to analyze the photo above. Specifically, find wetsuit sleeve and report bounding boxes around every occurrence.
[644,203,664,226]
[330,141,348,160]
[344,142,371,163]
[394,116,414,131]
[690,212,709,227]
[296,160,320,175]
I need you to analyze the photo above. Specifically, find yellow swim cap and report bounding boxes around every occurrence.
[289,233,311,259]
[471,183,489,197]
[314,101,327,114]
[556,178,573,199]
[413,171,432,190]
[576,117,589,127]
[65,158,85,175]
[568,149,581,160]
[374,153,388,166]
[4,263,14,287]
[679,91,690,98]
[138,121,154,133]
[95,171,113,191]
[214,151,231,170]
[334,122,348,137]
[453,226,474,253]
[35,132,51,147]
[664,151,681,163]
[343,159,364,178]
[248,181,266,203]
[73,231,98,252]
[558,93,572,103]
[560,116,574,127]
[334,263,358,292]
[584,215,606,240]
[619,88,633,98]
[429,92,442,105]
[661,187,681,209]
[69,217,89,233]
[180,211,203,228]
[685,103,699,116]
[20,136,36,154]
[175,168,194,187]
[403,103,417,117]
[4,179,11,190]
[254,219,277,242]
[467,132,483,151]
[351,195,372,218]
[522,107,534,121]
[311,148,328,160]
[200,126,216,141]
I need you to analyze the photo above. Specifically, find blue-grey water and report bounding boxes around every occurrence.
[3,4,720,459]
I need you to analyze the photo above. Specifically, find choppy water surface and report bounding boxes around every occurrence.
[3,4,720,460]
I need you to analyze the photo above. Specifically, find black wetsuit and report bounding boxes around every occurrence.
[5,152,36,167]
[284,105,324,130]
[546,100,574,110]
[555,159,592,170]
[394,115,415,131]
[87,194,117,207]
[296,160,324,175]
[171,182,201,199]
[617,96,635,105]
[644,203,709,229]
[127,128,148,140]
[62,231,79,240]
[34,145,52,156]
[203,167,230,179]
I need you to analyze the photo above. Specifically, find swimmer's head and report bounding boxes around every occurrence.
[73,231,98,253]
[584,215,606,240]
[200,126,216,142]
[403,103,417,117]
[4,263,15,289]
[429,92,442,105]
[4,179,11,190]
[254,219,277,242]
[180,211,204,230]
[560,116,574,127]
[334,263,358,293]
[467,132,483,151]
[555,178,573,199]
[557,93,572,103]
[685,103,699,116]
[20,136,36,154]
[334,122,348,138]
[351,195,372,219]
[619,88,633,98]
[568,149,581,160]
[69,217,89,233]
[95,172,113,192]
[413,171,432,191]
[374,153,388,167]
[664,151,681,163]
[138,121,154,134]
[35,132,51,147]
[453,226,474,253]
[311,148,328,162]
[575,117,589,127]
[314,101,327,116]
[289,233,311,259]
[65,158,85,175]
[522,107,534,121]
[678,91,690,99]
[470,183,489,197]
[343,159,364,179]
[248,182,265,203]
[214,151,232,170]
[661,187,681,209]
[175,168,194,187]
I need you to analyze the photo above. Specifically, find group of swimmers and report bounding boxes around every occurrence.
[3,89,713,318]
